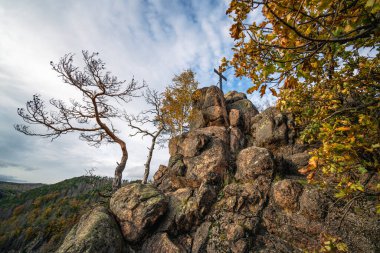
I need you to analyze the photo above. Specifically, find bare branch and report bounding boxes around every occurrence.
[15,51,144,190]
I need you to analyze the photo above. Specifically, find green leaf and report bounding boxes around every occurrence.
[366,0,375,8]
[335,191,346,198]
[371,3,380,13]
[358,166,368,174]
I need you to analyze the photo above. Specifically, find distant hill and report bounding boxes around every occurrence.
[0,176,113,252]
[0,181,45,199]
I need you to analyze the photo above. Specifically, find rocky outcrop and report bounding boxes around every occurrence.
[110,183,168,243]
[62,86,379,253]
[57,206,128,253]
[190,86,229,128]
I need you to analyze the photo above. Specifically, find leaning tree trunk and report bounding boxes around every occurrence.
[113,144,128,191]
[92,98,129,192]
[142,128,163,184]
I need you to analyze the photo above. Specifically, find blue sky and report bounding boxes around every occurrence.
[0,0,275,184]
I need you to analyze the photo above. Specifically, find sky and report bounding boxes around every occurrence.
[0,0,275,184]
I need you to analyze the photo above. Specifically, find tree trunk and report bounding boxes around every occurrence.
[142,128,163,184]
[91,97,129,192]
[112,145,128,191]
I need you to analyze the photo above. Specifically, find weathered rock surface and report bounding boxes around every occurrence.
[225,91,259,134]
[262,182,380,252]
[190,85,229,128]
[235,146,274,181]
[251,107,295,148]
[57,206,128,253]
[110,183,168,243]
[192,222,211,253]
[141,233,185,253]
[273,179,303,211]
[156,126,229,193]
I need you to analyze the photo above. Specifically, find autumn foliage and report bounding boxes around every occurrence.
[161,69,199,136]
[224,0,380,209]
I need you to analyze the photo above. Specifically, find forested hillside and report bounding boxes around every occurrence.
[0,176,112,252]
[0,181,44,199]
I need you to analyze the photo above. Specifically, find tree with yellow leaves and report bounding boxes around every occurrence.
[161,69,199,136]
[223,0,380,209]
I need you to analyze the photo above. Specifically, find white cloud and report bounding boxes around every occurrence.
[0,0,236,184]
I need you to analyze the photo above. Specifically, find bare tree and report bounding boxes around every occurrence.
[15,51,145,191]
[125,88,167,184]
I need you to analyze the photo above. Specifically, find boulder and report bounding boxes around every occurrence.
[226,98,259,133]
[179,133,210,158]
[235,146,274,181]
[223,178,272,215]
[251,107,295,148]
[156,179,219,235]
[161,126,229,190]
[168,183,217,233]
[156,187,194,233]
[190,86,229,128]
[194,126,229,145]
[168,127,229,158]
[229,109,241,127]
[195,181,218,216]
[299,187,327,221]
[183,137,228,182]
[110,183,168,243]
[169,135,187,156]
[273,179,303,212]
[141,233,186,253]
[288,151,310,169]
[192,222,211,253]
[230,127,245,153]
[206,212,252,253]
[57,206,128,253]
[154,165,168,183]
[224,91,247,104]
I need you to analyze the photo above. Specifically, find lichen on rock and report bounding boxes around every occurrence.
[110,183,168,243]
[57,206,128,253]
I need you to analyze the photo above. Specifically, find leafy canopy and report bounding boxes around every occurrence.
[161,69,199,136]
[223,0,380,204]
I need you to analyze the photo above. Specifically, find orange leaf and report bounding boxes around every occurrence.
[298,166,310,175]
[307,171,316,181]
[269,88,278,96]
[335,126,350,131]
[247,84,260,94]
[260,85,267,97]
[230,23,242,40]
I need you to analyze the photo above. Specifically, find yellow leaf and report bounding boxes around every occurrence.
[366,0,375,8]
[335,126,350,131]
[286,13,292,22]
[304,26,312,36]
[335,191,346,198]
[344,24,353,33]
[266,33,276,41]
